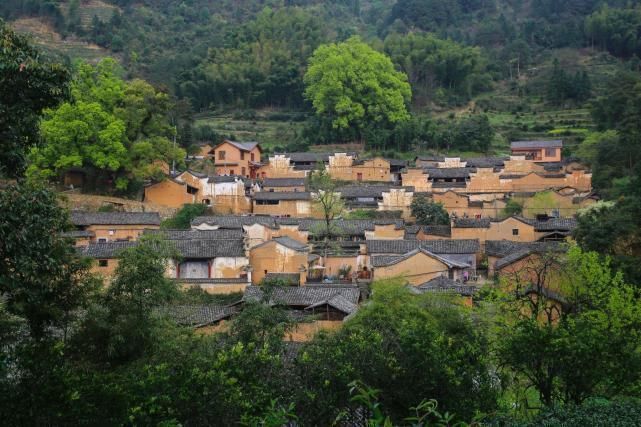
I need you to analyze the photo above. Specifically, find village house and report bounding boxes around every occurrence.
[143,170,209,208]
[256,154,310,179]
[249,236,311,285]
[70,211,161,243]
[191,142,215,160]
[364,239,480,283]
[370,247,472,285]
[211,140,262,178]
[404,225,452,240]
[83,240,137,279]
[328,154,393,182]
[243,285,360,341]
[510,140,562,162]
[433,190,506,218]
[485,240,565,277]
[191,215,278,248]
[161,304,240,335]
[451,216,577,244]
[252,191,312,217]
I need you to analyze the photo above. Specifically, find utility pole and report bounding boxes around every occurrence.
[172,124,177,175]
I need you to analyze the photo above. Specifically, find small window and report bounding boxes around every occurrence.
[545,148,556,157]
[251,153,255,162]
[187,185,198,195]
[218,150,226,160]
[230,170,235,175]
[240,152,245,160]
[241,167,246,176]
[357,173,363,181]
[98,259,108,267]
[512,229,519,236]
[108,230,115,235]
[98,238,107,243]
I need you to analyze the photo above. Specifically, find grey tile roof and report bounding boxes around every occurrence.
[144,229,245,240]
[452,218,491,228]
[485,240,565,257]
[71,211,161,226]
[432,181,467,188]
[61,230,94,238]
[282,152,331,163]
[511,140,562,149]
[464,157,507,168]
[264,272,301,285]
[416,276,477,296]
[523,217,577,232]
[305,294,358,314]
[271,236,309,252]
[262,178,307,187]
[223,140,260,152]
[208,175,246,183]
[276,218,404,235]
[386,158,408,167]
[366,239,480,255]
[424,168,471,179]
[495,244,567,270]
[160,304,239,327]
[191,215,277,229]
[254,191,311,201]
[371,248,470,268]
[172,239,246,258]
[403,225,451,238]
[338,185,413,198]
[82,241,138,258]
[243,285,360,307]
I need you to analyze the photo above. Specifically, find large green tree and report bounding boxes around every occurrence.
[304,36,411,143]
[0,20,70,177]
[27,59,185,190]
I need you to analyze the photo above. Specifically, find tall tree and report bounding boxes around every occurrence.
[0,20,70,177]
[304,36,411,143]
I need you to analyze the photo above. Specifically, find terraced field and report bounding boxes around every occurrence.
[11,18,111,63]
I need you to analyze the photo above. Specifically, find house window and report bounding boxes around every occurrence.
[98,259,108,267]
[241,167,246,176]
[108,229,115,235]
[251,153,255,162]
[218,150,226,160]
[357,172,363,181]
[545,148,556,157]
[187,185,198,195]
[512,229,519,236]
[240,152,245,160]
[98,238,107,243]
[230,170,235,175]
[256,199,279,205]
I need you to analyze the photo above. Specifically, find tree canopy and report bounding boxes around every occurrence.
[304,36,411,142]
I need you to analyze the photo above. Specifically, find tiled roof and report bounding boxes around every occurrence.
[271,236,309,252]
[464,157,507,168]
[371,248,470,268]
[522,217,577,231]
[144,229,244,240]
[276,218,404,235]
[452,218,491,228]
[305,294,358,314]
[366,239,480,255]
[171,239,245,258]
[495,244,567,270]
[432,181,467,188]
[416,276,477,296]
[485,240,565,257]
[283,152,331,163]
[223,140,260,152]
[424,168,471,179]
[71,211,161,226]
[386,158,408,167]
[208,175,246,183]
[338,185,413,198]
[160,304,239,327]
[191,215,277,229]
[254,191,311,201]
[243,285,360,307]
[264,272,301,285]
[82,241,138,258]
[511,140,562,149]
[262,178,306,187]
[61,230,94,238]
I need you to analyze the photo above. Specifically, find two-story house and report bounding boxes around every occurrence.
[211,140,262,178]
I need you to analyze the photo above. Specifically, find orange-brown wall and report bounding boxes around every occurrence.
[373,252,450,286]
[253,199,312,217]
[213,141,261,177]
[452,217,536,243]
[323,256,359,277]
[144,179,196,208]
[250,241,308,285]
[257,155,308,179]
